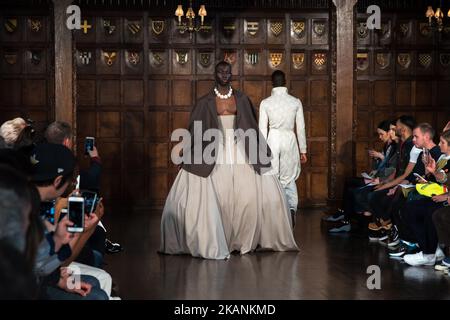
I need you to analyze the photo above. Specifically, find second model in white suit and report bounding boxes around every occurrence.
[259,86,307,211]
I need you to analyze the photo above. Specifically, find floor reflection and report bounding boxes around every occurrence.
[103,209,450,299]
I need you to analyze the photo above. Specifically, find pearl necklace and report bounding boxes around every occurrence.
[214,86,233,100]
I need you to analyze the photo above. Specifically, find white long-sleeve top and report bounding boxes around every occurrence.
[259,86,307,186]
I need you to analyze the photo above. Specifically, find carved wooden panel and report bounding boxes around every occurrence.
[149,112,168,139]
[99,111,121,138]
[357,81,370,106]
[310,171,328,201]
[74,11,331,209]
[125,111,144,137]
[123,80,144,106]
[356,111,370,139]
[149,173,168,201]
[148,80,169,106]
[243,81,265,108]
[243,18,266,44]
[356,12,450,175]
[197,80,215,99]
[310,80,329,106]
[99,80,120,106]
[77,110,96,137]
[77,80,96,106]
[0,9,54,136]
[125,142,145,169]
[172,80,192,106]
[267,18,286,44]
[373,81,392,106]
[396,81,411,106]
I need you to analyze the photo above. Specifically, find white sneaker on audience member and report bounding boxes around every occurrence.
[434,263,448,271]
[435,246,445,261]
[403,251,436,266]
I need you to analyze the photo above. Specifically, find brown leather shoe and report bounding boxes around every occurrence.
[368,218,392,231]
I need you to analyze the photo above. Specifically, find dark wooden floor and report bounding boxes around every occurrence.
[102,209,450,299]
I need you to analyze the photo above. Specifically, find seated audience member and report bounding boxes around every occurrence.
[365,116,419,241]
[0,117,27,148]
[387,124,444,255]
[326,120,398,233]
[400,129,450,266]
[352,120,399,218]
[30,143,109,300]
[45,121,122,255]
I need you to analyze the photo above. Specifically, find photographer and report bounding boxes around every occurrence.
[30,143,108,300]
[44,121,122,256]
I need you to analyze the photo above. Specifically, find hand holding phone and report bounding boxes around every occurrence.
[94,198,104,220]
[370,150,384,161]
[361,172,373,179]
[414,172,428,183]
[67,196,85,233]
[425,157,436,175]
[81,190,98,215]
[84,210,100,232]
[54,215,78,251]
[84,137,95,155]
[422,148,430,166]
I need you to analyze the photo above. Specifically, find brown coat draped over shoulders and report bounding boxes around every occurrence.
[180,89,272,178]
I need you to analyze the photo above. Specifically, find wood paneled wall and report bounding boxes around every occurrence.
[0,8,54,136]
[355,11,450,174]
[3,1,447,212]
[74,10,331,208]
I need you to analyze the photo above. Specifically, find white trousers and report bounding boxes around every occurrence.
[68,262,120,300]
[284,180,298,212]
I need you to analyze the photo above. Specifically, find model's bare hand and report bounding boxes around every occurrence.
[300,153,308,164]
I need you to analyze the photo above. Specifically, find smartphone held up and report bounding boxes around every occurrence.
[81,190,99,215]
[84,136,95,155]
[67,196,84,233]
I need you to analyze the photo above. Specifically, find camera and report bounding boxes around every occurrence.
[67,196,85,233]
[84,136,95,155]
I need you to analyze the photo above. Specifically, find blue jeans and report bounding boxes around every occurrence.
[92,250,104,268]
[45,275,108,300]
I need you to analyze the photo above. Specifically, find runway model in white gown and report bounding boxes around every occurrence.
[159,61,299,260]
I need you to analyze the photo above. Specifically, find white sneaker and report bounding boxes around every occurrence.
[434,263,449,271]
[404,251,436,266]
[435,246,445,261]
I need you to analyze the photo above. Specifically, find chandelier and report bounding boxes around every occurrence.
[425,2,450,32]
[175,1,211,38]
